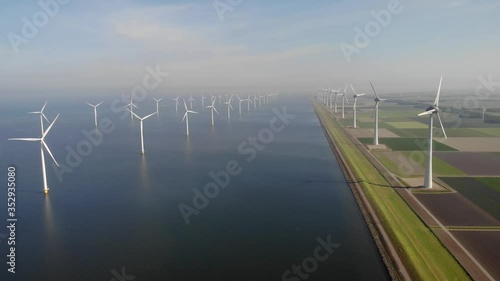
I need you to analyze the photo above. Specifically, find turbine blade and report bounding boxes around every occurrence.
[182,112,187,122]
[369,82,380,99]
[8,138,40,141]
[188,110,198,114]
[183,99,188,111]
[213,107,219,115]
[41,112,50,123]
[143,112,156,120]
[436,112,447,139]
[42,140,59,167]
[434,76,443,107]
[42,113,60,138]
[41,101,48,112]
[350,84,357,95]
[418,109,436,116]
[127,108,140,120]
[86,102,95,107]
[96,101,104,107]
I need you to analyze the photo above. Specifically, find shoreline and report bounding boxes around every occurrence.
[312,99,407,281]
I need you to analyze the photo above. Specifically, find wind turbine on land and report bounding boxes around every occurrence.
[153,97,163,116]
[333,88,341,113]
[128,109,156,155]
[182,99,198,137]
[206,98,220,127]
[369,82,387,145]
[173,96,180,112]
[340,86,349,118]
[9,114,60,194]
[418,76,447,189]
[86,101,104,127]
[350,84,365,128]
[225,94,234,120]
[29,101,50,133]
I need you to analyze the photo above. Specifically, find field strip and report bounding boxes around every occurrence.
[313,101,471,281]
[429,226,500,231]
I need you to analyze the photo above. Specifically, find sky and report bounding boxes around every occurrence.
[0,0,499,96]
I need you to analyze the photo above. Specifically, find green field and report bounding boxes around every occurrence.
[358,137,458,151]
[402,151,465,176]
[477,177,500,192]
[472,128,500,137]
[440,177,500,220]
[313,101,470,281]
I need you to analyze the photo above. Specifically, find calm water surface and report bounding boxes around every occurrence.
[0,94,389,280]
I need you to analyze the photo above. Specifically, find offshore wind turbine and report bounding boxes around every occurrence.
[126,101,139,120]
[173,96,180,112]
[238,97,243,115]
[225,94,234,120]
[188,95,195,110]
[182,99,198,137]
[86,101,104,127]
[244,94,253,111]
[201,94,206,107]
[350,84,365,128]
[9,114,60,194]
[128,109,156,155]
[418,76,447,189]
[253,94,260,110]
[29,101,50,133]
[153,97,163,116]
[482,106,487,122]
[369,82,387,145]
[206,98,220,127]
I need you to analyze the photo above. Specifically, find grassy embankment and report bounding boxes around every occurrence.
[313,100,470,281]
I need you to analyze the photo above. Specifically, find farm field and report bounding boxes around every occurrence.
[435,137,500,152]
[472,128,500,137]
[435,152,500,176]
[439,177,500,220]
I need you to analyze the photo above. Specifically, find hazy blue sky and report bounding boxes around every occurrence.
[1,0,499,95]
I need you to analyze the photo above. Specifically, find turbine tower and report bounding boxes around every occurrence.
[128,110,156,155]
[369,82,387,145]
[126,101,138,120]
[206,98,220,127]
[9,114,60,194]
[182,99,198,137]
[86,101,104,127]
[351,84,365,128]
[482,106,487,122]
[418,76,447,189]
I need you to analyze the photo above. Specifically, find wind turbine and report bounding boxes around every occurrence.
[86,101,104,127]
[333,88,341,113]
[350,84,365,128]
[173,96,180,112]
[259,94,264,106]
[244,94,253,111]
[253,94,260,110]
[182,99,198,137]
[418,76,447,189]
[28,101,50,133]
[188,95,195,110]
[369,82,387,145]
[340,86,349,119]
[201,94,206,107]
[153,97,163,116]
[238,97,244,115]
[128,110,156,155]
[126,101,139,120]
[9,114,60,194]
[206,98,220,127]
[482,106,487,122]
[225,94,234,120]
